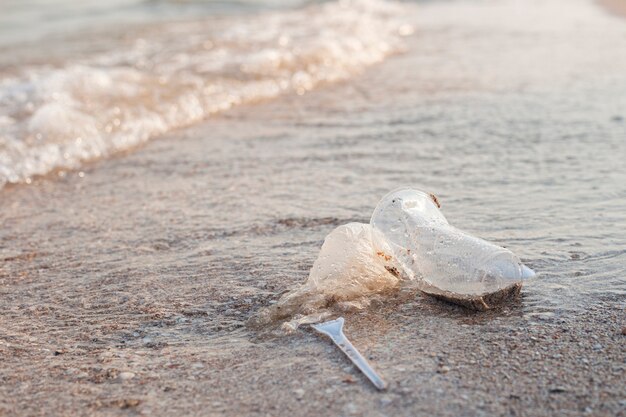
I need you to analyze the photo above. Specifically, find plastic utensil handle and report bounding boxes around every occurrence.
[313,318,387,390]
[330,330,388,390]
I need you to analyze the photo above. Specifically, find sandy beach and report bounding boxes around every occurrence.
[1,0,625,416]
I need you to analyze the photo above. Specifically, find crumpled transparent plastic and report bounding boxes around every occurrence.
[250,222,400,330]
[252,188,536,329]
[370,188,535,296]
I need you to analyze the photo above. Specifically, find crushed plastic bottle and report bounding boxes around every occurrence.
[370,188,535,297]
[252,188,536,329]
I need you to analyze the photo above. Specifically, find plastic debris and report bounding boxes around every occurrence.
[312,317,387,390]
[252,188,536,328]
[371,188,535,306]
[250,222,400,330]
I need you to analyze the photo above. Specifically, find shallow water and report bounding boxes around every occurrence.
[0,0,308,48]
[0,0,411,187]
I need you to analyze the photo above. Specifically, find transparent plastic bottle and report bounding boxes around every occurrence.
[370,188,535,295]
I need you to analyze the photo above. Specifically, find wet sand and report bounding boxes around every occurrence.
[1,0,626,416]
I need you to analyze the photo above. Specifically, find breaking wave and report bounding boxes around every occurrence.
[0,0,413,188]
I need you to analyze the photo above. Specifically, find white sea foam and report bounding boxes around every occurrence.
[0,0,413,187]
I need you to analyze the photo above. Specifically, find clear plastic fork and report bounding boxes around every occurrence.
[312,317,387,390]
